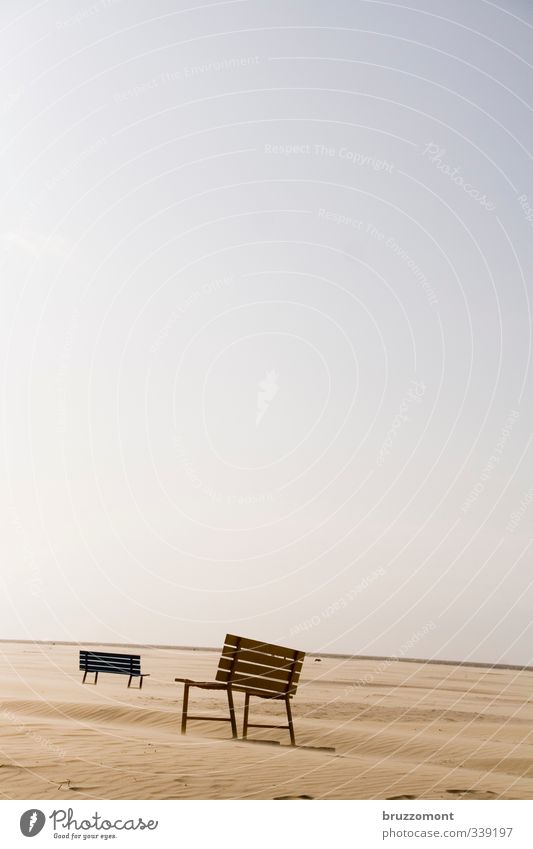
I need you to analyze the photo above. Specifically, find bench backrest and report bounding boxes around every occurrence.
[215,634,305,698]
[79,650,141,676]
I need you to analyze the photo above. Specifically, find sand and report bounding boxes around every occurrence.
[0,641,532,800]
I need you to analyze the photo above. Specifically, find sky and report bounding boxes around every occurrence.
[1,0,532,664]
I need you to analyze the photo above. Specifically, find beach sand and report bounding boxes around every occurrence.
[0,641,532,800]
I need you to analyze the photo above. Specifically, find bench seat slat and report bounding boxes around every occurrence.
[81,661,140,669]
[80,657,141,669]
[83,668,142,676]
[80,663,141,671]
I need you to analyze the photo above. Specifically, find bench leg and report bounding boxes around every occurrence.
[82,670,98,684]
[227,687,238,739]
[139,675,144,690]
[127,675,133,688]
[181,683,190,734]
[285,697,296,746]
[242,692,251,739]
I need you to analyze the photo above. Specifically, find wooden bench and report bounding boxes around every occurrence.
[175,634,305,745]
[79,650,150,689]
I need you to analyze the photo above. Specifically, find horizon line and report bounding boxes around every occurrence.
[1,638,532,674]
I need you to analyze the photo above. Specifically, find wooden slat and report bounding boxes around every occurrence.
[239,636,300,660]
[220,648,303,672]
[233,657,302,687]
[85,668,139,676]
[216,667,230,682]
[80,659,140,670]
[218,657,292,683]
[222,657,293,681]
[233,684,297,698]
[289,652,305,688]
[80,654,140,666]
[277,661,302,687]
[240,660,301,690]
[80,652,141,662]
[223,634,300,661]
[80,666,139,672]
[222,634,240,648]
[217,667,290,685]
[227,674,294,695]
[80,649,140,658]
[80,665,137,673]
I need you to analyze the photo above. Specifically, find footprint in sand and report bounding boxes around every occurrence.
[386,794,417,800]
[274,795,314,800]
[446,789,496,798]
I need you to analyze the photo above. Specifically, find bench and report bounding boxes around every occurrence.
[79,650,150,689]
[175,634,305,745]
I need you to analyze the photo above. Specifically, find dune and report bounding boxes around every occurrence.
[0,641,532,799]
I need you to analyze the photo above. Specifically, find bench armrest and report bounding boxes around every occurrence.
[174,678,228,689]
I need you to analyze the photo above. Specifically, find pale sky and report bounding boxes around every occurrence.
[1,0,532,664]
